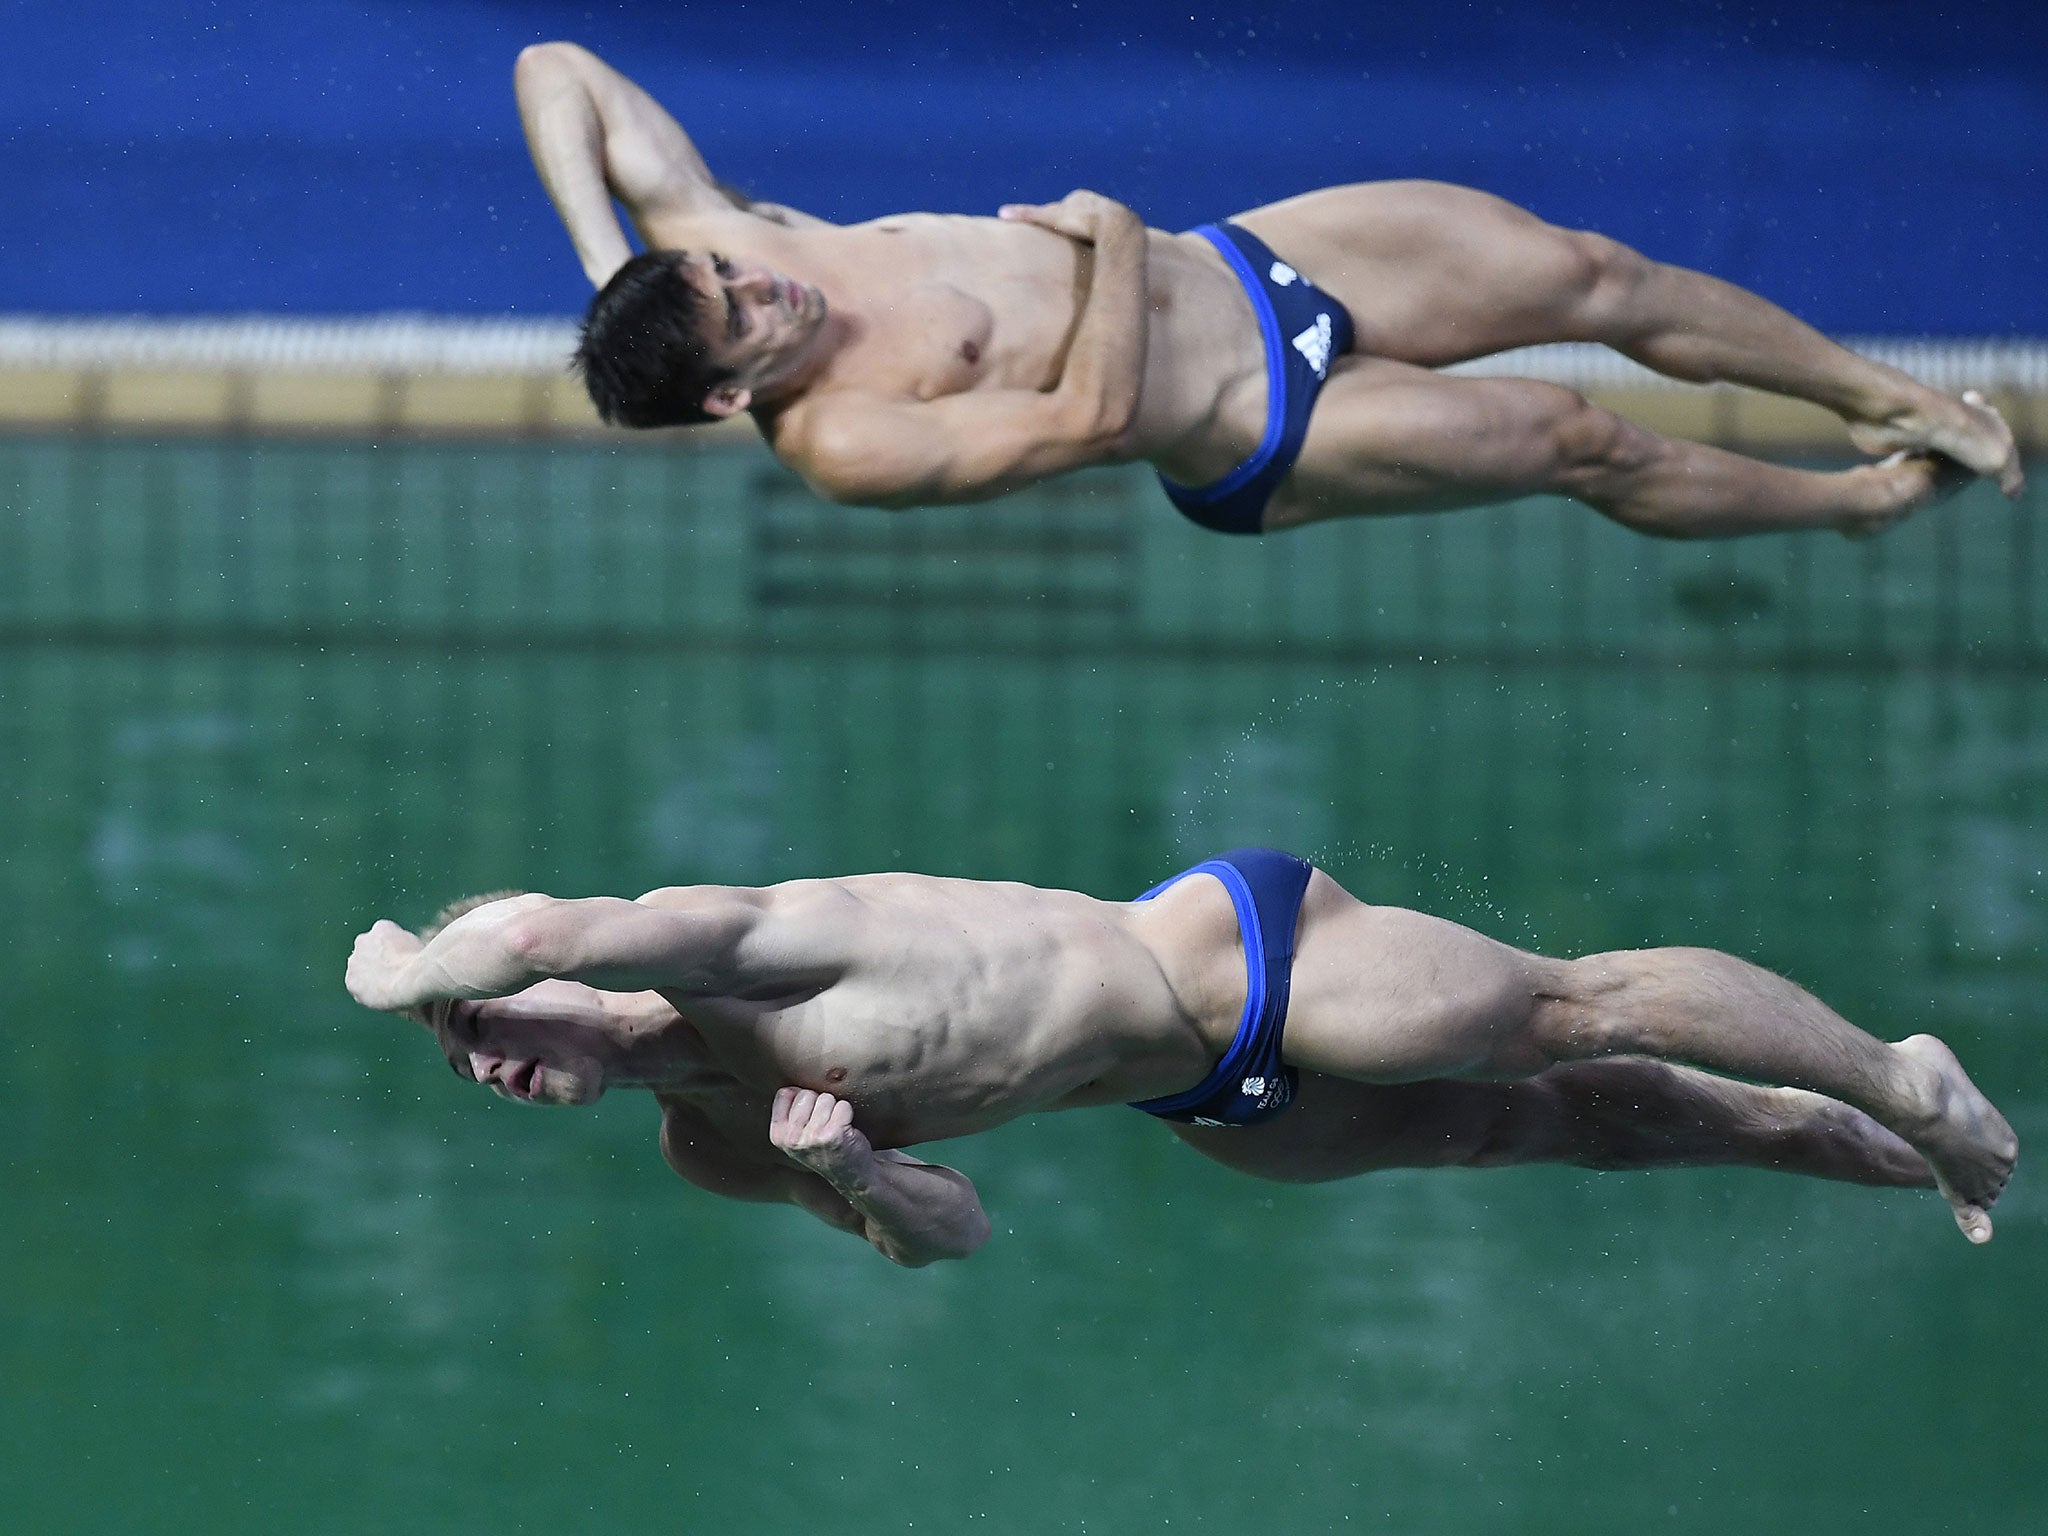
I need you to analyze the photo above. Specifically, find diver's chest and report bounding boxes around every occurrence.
[841,280,996,395]
[690,990,948,1095]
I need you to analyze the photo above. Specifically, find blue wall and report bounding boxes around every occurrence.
[8,1,2045,331]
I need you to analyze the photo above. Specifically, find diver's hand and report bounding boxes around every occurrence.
[997,189,1138,245]
[345,919,426,1012]
[769,1087,877,1187]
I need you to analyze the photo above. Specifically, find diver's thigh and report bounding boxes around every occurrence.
[1166,1074,1413,1184]
[1234,181,1597,363]
[1266,360,1578,528]
[1168,1074,1513,1181]
[1282,890,1555,1080]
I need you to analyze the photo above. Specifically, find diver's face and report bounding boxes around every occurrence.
[692,250,828,407]
[429,980,621,1106]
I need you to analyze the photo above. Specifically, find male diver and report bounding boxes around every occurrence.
[345,850,2017,1267]
[520,42,2023,539]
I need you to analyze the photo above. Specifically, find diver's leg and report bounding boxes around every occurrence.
[1482,1059,1932,1187]
[1281,878,2017,1240]
[1270,357,1958,538]
[1238,180,2020,494]
[1528,947,2017,1240]
[1167,1065,1931,1190]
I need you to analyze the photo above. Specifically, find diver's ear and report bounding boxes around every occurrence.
[702,381,753,418]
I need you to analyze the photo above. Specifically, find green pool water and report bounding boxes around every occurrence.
[3,439,2042,1533]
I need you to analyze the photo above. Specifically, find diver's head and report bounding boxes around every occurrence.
[576,249,828,426]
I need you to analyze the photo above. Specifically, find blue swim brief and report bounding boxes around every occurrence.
[1158,223,1357,536]
[1128,846,1314,1127]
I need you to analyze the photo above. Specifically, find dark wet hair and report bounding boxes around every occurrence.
[573,251,732,428]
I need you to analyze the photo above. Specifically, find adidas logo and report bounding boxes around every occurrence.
[1268,260,1300,287]
[1291,313,1334,377]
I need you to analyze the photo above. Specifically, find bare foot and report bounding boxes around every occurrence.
[1892,1034,2019,1244]
[1835,451,1971,539]
[1848,389,2025,499]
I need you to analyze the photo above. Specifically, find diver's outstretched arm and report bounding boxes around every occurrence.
[345,891,785,1012]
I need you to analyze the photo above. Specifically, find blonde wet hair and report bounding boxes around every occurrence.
[405,889,530,1028]
[417,888,529,943]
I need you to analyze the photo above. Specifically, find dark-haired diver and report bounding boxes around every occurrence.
[519,42,2021,538]
[345,852,2016,1267]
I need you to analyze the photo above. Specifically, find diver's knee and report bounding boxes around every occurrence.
[1529,954,1640,1061]
[1559,229,1654,325]
[1546,396,1678,509]
[1524,387,1652,489]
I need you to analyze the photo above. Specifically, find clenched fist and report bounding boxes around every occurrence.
[345,919,424,1012]
[768,1087,876,1186]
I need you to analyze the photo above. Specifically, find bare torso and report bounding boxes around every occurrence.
[636,205,1272,486]
[642,868,1256,1148]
